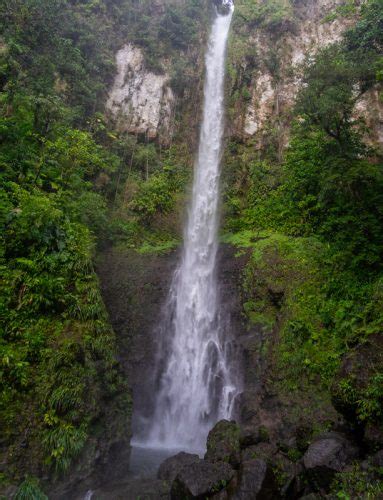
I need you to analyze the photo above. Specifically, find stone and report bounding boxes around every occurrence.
[170,459,234,499]
[106,44,174,142]
[232,459,281,499]
[157,452,200,483]
[303,432,358,492]
[304,432,358,472]
[205,420,242,468]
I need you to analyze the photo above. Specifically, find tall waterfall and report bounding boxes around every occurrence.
[145,0,239,452]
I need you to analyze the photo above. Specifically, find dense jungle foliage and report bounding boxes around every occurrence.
[224,0,383,462]
[0,0,206,493]
[0,0,382,497]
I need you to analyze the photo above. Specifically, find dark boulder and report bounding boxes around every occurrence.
[205,420,242,468]
[232,459,281,499]
[157,451,200,483]
[170,459,234,499]
[302,432,358,492]
[304,432,358,472]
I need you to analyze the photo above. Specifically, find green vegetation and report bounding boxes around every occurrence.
[235,0,293,30]
[224,0,383,449]
[331,463,383,499]
[222,6,383,496]
[0,0,198,491]
[1,0,383,496]
[14,477,48,500]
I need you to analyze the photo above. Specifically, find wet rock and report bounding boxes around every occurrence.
[158,452,200,483]
[303,432,358,492]
[205,420,241,468]
[232,459,281,499]
[170,459,234,499]
[240,390,261,426]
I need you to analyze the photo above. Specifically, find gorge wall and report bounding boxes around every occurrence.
[105,0,382,150]
[94,0,383,496]
[2,0,382,497]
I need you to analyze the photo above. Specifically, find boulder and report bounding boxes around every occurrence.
[303,432,358,472]
[303,432,358,492]
[232,459,281,499]
[157,452,200,483]
[205,420,241,468]
[170,459,234,499]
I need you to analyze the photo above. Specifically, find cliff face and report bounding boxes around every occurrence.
[91,1,383,496]
[106,0,382,149]
[106,44,175,143]
[237,0,383,147]
[239,0,357,142]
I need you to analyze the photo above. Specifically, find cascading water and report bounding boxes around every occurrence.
[142,0,240,453]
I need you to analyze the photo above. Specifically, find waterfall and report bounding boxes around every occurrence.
[143,0,239,452]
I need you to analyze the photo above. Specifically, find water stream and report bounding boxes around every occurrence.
[139,0,240,453]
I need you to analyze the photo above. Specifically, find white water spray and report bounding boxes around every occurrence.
[144,0,239,452]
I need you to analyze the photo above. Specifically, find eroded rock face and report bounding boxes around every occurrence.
[241,0,379,145]
[106,44,174,142]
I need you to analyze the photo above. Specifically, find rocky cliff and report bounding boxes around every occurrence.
[94,1,383,497]
[106,44,175,143]
[105,0,382,149]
